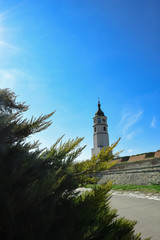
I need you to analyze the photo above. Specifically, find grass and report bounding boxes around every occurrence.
[85,184,160,193]
[112,184,160,193]
[85,184,100,189]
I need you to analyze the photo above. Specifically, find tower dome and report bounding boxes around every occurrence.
[95,100,104,116]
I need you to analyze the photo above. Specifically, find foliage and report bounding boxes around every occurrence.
[0,89,149,240]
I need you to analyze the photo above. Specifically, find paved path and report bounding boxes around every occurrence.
[111,193,160,240]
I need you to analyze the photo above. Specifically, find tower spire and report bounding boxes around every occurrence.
[98,97,101,109]
[95,98,104,116]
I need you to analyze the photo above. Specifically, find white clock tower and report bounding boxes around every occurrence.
[91,99,109,156]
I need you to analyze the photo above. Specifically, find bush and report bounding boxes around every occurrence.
[0,89,148,240]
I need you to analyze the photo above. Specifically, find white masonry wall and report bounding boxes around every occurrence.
[91,115,109,156]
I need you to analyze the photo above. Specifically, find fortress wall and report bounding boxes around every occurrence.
[98,158,160,185]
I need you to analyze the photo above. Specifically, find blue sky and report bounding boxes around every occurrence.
[0,0,160,160]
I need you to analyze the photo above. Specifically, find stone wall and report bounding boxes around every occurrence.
[99,158,160,185]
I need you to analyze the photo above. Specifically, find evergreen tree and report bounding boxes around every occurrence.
[0,89,149,240]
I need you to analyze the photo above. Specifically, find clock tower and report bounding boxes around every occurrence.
[91,99,109,156]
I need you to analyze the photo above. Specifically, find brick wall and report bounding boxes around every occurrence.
[155,151,160,158]
[129,154,146,162]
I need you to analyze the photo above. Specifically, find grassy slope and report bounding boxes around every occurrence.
[85,184,160,193]
[112,185,160,193]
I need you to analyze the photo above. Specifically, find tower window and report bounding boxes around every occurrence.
[98,118,101,123]
[94,127,96,132]
[103,126,106,131]
[103,118,106,122]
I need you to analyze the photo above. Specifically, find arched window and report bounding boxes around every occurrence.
[103,126,106,131]
[94,127,96,132]
[98,118,101,123]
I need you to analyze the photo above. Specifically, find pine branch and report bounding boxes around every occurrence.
[73,138,121,177]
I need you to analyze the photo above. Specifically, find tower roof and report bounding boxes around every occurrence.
[95,99,104,116]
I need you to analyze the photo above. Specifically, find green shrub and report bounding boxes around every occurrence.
[0,89,148,240]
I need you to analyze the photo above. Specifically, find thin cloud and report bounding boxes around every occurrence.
[128,149,134,153]
[122,110,143,135]
[118,111,130,126]
[119,109,143,140]
[0,68,40,91]
[151,117,156,128]
[126,132,136,140]
[0,69,17,89]
[0,69,26,89]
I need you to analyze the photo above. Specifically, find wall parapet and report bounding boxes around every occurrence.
[113,150,160,164]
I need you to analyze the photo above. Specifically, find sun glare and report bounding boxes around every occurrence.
[0,5,21,51]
